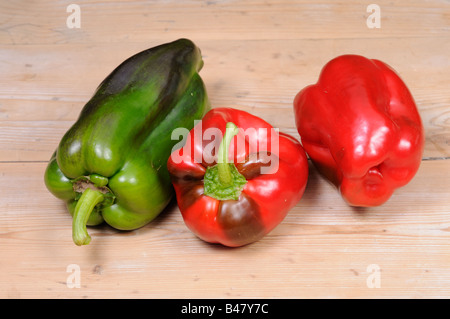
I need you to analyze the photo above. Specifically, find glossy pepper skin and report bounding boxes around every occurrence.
[167,108,309,247]
[44,39,210,245]
[293,54,424,207]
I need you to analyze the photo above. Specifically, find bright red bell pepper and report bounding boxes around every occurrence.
[167,107,309,247]
[293,54,424,207]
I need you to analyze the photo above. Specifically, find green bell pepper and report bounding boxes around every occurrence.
[44,39,210,245]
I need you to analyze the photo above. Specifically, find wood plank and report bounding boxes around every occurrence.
[1,37,449,161]
[0,0,448,45]
[0,160,449,298]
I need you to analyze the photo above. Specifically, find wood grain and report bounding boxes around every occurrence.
[0,160,449,298]
[0,0,448,45]
[1,38,449,161]
[0,0,449,299]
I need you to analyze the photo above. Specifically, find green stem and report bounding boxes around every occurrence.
[72,188,104,246]
[89,174,109,187]
[203,122,247,201]
[217,122,239,187]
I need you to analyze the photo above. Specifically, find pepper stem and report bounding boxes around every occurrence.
[72,188,104,246]
[203,122,247,201]
[217,122,239,187]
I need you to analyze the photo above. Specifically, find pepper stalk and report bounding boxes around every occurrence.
[203,122,247,201]
[72,188,104,246]
[70,175,115,246]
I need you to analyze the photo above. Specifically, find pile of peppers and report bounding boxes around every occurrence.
[45,39,424,247]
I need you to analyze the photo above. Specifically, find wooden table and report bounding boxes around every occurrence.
[1,0,449,299]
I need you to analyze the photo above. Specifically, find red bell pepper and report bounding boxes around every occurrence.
[293,54,424,207]
[167,108,308,247]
